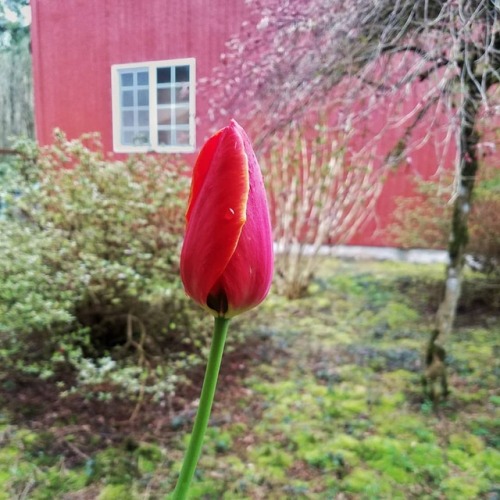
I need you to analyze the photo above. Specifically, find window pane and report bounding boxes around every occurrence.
[176,66,190,82]
[134,131,149,145]
[175,84,190,103]
[123,130,150,146]
[157,88,172,105]
[158,130,172,145]
[138,110,149,126]
[121,73,133,86]
[158,108,172,125]
[122,110,134,126]
[138,89,149,106]
[175,107,189,125]
[137,71,149,85]
[157,67,171,84]
[123,130,134,145]
[122,90,134,107]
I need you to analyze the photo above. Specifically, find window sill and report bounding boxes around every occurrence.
[113,144,196,154]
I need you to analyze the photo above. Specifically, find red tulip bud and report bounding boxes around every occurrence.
[180,120,273,317]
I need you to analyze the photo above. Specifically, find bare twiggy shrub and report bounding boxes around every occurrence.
[262,122,381,298]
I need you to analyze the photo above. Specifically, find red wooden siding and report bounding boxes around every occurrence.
[31,0,248,150]
[30,0,456,247]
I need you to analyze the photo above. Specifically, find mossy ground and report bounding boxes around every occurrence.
[1,259,498,499]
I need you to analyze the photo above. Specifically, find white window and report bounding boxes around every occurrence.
[111,58,195,153]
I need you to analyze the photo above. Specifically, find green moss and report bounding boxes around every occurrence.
[407,443,446,480]
[0,469,10,489]
[441,475,484,499]
[92,447,140,484]
[449,432,485,454]
[376,414,436,443]
[454,388,488,403]
[472,448,500,482]
[290,432,356,472]
[214,432,233,454]
[282,480,311,497]
[249,444,294,478]
[224,454,248,476]
[376,391,406,412]
[228,422,248,438]
[447,448,470,468]
[375,301,420,330]
[331,433,361,452]
[135,443,163,474]
[98,484,138,500]
[358,436,417,485]
[290,427,321,452]
[375,463,413,485]
[187,479,221,499]
[345,398,370,415]
[381,369,417,386]
[302,447,346,471]
[342,468,394,497]
[359,436,404,462]
[0,444,19,465]
[35,467,89,498]
[468,417,500,448]
[489,395,500,406]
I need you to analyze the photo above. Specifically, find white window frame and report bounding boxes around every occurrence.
[111,58,196,153]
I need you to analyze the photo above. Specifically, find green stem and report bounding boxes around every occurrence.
[172,316,230,500]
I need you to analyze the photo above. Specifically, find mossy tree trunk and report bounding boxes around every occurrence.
[423,48,482,401]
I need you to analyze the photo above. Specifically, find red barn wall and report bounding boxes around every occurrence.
[30,0,456,248]
[345,86,454,247]
[31,0,248,150]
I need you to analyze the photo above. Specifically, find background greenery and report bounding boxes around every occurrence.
[0,133,212,405]
[1,131,499,499]
[1,258,498,499]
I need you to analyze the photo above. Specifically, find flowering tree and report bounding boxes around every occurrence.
[205,0,500,397]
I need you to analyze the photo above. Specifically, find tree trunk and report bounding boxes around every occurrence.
[0,38,34,147]
[423,55,481,402]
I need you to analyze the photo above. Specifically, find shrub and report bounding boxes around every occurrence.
[0,131,210,401]
[262,120,381,299]
[390,161,500,275]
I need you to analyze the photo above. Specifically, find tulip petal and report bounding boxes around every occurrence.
[185,129,223,224]
[214,122,274,315]
[180,124,250,313]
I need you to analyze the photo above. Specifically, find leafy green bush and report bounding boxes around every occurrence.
[0,131,210,400]
[390,161,500,275]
